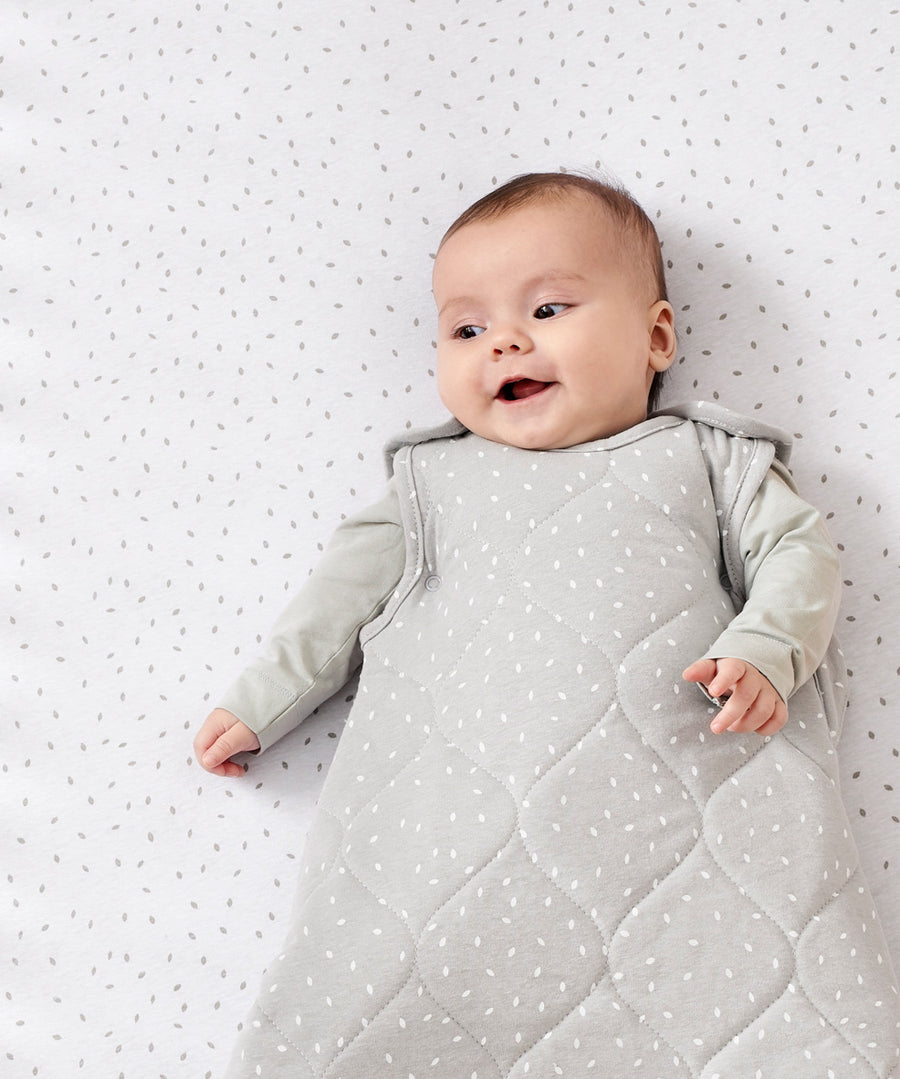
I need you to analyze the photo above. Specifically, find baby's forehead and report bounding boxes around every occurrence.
[434,194,642,287]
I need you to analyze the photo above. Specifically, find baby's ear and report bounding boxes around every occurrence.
[648,301,676,371]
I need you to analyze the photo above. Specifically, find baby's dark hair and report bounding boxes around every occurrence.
[440,172,670,411]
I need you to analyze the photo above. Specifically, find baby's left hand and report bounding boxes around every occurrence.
[682,657,787,736]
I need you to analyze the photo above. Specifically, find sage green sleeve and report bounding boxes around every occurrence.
[217,479,406,752]
[701,465,841,702]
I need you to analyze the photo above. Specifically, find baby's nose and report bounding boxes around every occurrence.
[493,341,521,355]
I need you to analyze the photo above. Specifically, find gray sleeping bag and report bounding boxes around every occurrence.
[228,405,900,1078]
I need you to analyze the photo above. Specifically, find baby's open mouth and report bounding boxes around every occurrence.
[498,378,552,402]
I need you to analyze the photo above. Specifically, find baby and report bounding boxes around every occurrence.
[195,173,836,775]
[195,174,900,1075]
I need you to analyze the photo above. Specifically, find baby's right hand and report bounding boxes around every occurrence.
[193,708,261,777]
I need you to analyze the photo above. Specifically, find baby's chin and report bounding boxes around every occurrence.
[445,393,652,449]
[469,418,647,451]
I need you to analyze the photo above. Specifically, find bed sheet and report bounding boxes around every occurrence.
[3,2,897,1076]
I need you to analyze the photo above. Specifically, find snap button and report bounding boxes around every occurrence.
[424,574,442,592]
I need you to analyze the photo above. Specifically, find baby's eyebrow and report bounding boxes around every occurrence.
[437,295,480,319]
[524,270,589,289]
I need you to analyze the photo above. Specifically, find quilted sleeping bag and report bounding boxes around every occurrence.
[227,406,900,1078]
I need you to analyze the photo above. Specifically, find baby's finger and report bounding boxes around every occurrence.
[192,722,218,761]
[711,699,747,733]
[202,736,233,769]
[206,756,247,779]
[201,732,246,775]
[703,657,746,701]
[682,658,718,686]
[723,688,785,735]
[709,682,760,733]
[193,711,230,757]
[747,696,788,737]
[721,693,769,734]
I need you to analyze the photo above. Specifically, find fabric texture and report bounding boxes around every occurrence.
[226,406,899,1077]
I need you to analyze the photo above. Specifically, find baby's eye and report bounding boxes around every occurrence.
[454,324,484,340]
[533,303,568,320]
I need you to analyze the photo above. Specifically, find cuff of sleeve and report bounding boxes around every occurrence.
[700,629,796,703]
[218,669,309,754]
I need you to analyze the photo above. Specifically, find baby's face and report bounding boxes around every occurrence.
[433,194,675,449]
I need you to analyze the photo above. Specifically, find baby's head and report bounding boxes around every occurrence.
[433,172,676,449]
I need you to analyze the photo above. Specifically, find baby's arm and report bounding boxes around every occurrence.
[194,478,406,774]
[194,708,261,777]
[684,466,840,736]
